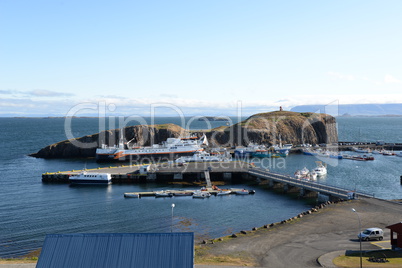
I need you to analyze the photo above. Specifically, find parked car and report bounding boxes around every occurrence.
[358,228,384,241]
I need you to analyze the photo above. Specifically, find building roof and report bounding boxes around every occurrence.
[36,233,194,268]
[386,222,402,233]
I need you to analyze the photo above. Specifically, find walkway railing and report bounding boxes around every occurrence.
[248,168,374,199]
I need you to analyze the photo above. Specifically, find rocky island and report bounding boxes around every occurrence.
[30,111,338,159]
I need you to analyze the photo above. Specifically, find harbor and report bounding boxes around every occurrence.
[42,157,375,202]
[2,116,402,259]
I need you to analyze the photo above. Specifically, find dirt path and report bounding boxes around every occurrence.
[197,198,402,267]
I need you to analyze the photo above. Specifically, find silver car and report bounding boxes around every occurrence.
[358,228,384,241]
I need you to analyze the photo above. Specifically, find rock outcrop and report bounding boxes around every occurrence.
[203,111,337,147]
[30,123,189,158]
[30,111,338,158]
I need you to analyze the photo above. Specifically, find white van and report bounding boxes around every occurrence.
[358,228,384,241]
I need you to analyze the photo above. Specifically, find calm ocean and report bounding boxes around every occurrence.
[0,116,401,258]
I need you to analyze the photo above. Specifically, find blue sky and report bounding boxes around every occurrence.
[1,0,401,116]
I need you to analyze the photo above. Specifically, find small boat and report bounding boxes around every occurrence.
[294,167,309,179]
[351,155,375,161]
[396,152,402,157]
[309,171,317,180]
[382,150,396,156]
[352,147,371,153]
[154,190,173,197]
[192,190,211,199]
[69,172,112,184]
[313,161,327,176]
[216,190,231,196]
[234,189,250,195]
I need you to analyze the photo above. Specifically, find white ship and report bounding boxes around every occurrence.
[69,172,112,184]
[96,134,207,162]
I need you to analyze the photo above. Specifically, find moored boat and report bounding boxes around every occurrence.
[154,190,173,197]
[216,190,231,196]
[69,172,112,184]
[352,147,371,153]
[309,170,317,180]
[96,134,207,162]
[234,189,251,195]
[175,150,230,163]
[192,190,211,198]
[313,161,327,176]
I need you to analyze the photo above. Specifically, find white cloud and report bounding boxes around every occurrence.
[384,74,402,84]
[28,89,74,97]
[327,71,356,81]
[2,94,402,117]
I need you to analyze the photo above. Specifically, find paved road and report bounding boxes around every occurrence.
[197,197,401,267]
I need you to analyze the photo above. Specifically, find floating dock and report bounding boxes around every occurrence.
[123,188,252,198]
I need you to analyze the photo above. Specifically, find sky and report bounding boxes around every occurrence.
[1,0,402,117]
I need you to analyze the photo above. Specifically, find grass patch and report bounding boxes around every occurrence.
[333,250,402,267]
[195,245,257,266]
[0,257,38,264]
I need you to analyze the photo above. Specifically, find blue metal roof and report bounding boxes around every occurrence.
[36,233,194,268]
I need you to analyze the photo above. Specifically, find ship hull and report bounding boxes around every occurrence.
[96,150,198,162]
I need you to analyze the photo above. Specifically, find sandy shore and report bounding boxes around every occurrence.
[196,197,402,267]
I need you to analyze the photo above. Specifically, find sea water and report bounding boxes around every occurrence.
[0,116,401,257]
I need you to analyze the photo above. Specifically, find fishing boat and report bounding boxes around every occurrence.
[251,148,273,158]
[96,133,207,162]
[69,172,112,184]
[234,143,264,158]
[271,143,292,156]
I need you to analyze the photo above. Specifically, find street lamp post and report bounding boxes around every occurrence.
[171,203,175,233]
[352,208,363,268]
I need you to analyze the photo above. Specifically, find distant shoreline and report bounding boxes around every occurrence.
[3,114,402,119]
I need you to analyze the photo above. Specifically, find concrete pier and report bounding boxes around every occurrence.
[41,161,251,183]
[41,161,374,202]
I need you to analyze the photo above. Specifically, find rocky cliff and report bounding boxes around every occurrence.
[202,111,338,147]
[30,111,338,158]
[30,123,189,158]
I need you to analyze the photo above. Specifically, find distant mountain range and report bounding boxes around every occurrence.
[290,103,402,116]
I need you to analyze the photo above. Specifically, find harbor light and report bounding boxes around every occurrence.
[171,203,175,232]
[352,208,362,268]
